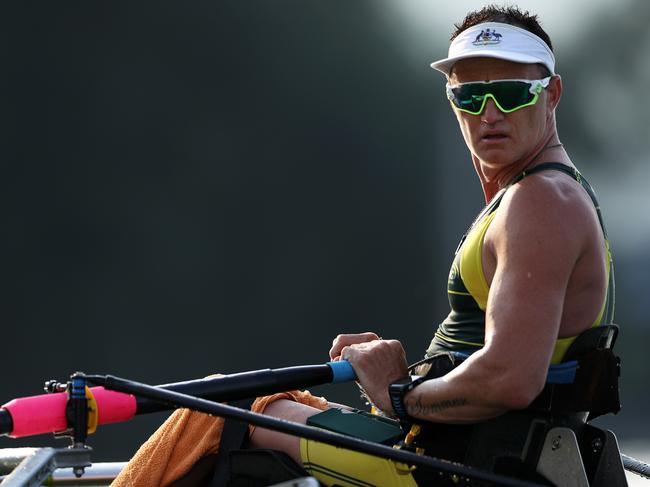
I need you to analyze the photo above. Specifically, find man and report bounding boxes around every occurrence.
[113,6,617,486]
[247,4,615,482]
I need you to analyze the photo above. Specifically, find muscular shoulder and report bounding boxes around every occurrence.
[486,170,596,264]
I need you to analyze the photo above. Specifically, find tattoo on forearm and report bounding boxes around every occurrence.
[405,395,467,417]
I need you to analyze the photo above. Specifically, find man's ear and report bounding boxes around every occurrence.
[547,74,562,113]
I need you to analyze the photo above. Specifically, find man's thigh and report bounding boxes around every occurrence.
[251,401,420,487]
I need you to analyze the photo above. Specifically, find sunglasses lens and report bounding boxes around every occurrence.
[450,85,486,113]
[450,81,537,114]
[491,81,536,110]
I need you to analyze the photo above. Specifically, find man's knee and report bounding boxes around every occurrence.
[249,399,324,465]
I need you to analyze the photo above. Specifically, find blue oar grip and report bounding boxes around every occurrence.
[327,360,357,383]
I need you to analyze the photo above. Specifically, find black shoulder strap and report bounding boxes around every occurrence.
[512,161,573,182]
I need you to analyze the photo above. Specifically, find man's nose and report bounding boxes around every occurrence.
[480,97,504,124]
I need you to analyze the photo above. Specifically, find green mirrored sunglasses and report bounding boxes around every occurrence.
[446,77,551,115]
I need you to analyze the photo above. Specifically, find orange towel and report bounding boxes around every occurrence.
[111,390,328,487]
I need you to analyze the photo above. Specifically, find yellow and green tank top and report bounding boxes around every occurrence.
[426,163,615,365]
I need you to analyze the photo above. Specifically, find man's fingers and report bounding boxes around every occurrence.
[342,339,406,363]
[329,332,380,360]
[339,345,351,361]
[335,338,409,413]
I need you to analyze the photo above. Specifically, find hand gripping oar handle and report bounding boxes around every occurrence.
[0,362,358,437]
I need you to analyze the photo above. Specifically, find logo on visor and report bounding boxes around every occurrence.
[472,28,503,46]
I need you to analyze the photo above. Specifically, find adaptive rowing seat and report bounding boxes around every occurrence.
[450,324,627,486]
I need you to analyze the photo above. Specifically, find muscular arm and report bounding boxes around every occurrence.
[398,177,588,422]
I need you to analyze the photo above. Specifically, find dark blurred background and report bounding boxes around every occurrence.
[1,0,648,469]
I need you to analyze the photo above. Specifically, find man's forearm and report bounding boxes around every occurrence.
[403,379,507,423]
[401,354,516,424]
[406,395,468,416]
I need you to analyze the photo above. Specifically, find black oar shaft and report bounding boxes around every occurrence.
[98,374,544,487]
[136,365,333,414]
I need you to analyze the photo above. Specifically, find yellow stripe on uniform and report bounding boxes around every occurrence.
[459,212,496,311]
[434,331,483,348]
[447,289,473,296]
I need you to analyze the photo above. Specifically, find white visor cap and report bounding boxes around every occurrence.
[430,22,555,77]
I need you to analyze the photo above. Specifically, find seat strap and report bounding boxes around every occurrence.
[209,397,256,487]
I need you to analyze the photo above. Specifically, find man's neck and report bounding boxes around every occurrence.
[474,132,570,202]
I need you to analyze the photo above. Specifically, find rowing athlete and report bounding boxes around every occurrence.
[246,5,615,484]
[113,6,618,486]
